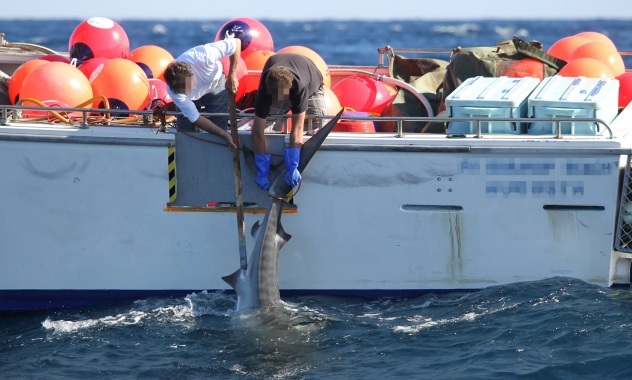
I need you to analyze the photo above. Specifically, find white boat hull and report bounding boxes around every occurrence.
[1,114,630,309]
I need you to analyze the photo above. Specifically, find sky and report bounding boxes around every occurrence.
[0,0,630,20]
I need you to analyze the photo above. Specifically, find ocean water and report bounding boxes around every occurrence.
[2,18,632,379]
[3,279,632,378]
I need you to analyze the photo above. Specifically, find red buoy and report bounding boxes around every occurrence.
[215,18,274,58]
[498,57,546,80]
[40,54,71,64]
[220,55,248,102]
[77,57,110,80]
[69,17,130,64]
[147,78,173,109]
[617,72,632,108]
[332,75,396,115]
[333,110,376,133]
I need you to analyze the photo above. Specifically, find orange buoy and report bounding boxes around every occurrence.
[575,31,617,50]
[547,35,591,62]
[127,45,174,81]
[568,41,625,77]
[617,72,632,108]
[21,99,72,119]
[215,18,274,58]
[69,17,130,64]
[220,55,248,102]
[242,50,274,72]
[276,45,331,87]
[77,57,110,80]
[241,50,275,95]
[557,57,614,79]
[90,58,150,112]
[7,59,48,104]
[331,75,396,115]
[20,62,93,108]
[323,85,341,115]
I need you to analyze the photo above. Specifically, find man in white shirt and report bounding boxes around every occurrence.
[164,38,241,149]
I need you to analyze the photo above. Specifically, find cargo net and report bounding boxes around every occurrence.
[615,155,632,253]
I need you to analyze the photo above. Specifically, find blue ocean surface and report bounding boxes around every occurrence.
[2,18,632,379]
[3,279,632,378]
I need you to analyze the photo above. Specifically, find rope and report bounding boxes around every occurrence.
[15,95,175,127]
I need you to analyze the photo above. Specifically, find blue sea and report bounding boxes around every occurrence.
[3,18,632,379]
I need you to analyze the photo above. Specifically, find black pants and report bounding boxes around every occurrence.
[176,74,228,131]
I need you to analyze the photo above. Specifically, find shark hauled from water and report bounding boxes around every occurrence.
[223,109,344,311]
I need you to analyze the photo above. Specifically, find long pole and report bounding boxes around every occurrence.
[228,95,247,269]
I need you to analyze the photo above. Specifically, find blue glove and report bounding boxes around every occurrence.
[284,148,301,188]
[254,153,271,190]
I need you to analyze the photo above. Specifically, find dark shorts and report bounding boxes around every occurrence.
[176,74,228,131]
[269,85,326,133]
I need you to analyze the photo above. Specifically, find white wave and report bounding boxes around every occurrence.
[389,24,403,33]
[42,317,101,334]
[392,303,517,334]
[41,291,234,335]
[432,23,481,37]
[494,26,530,39]
[152,24,168,35]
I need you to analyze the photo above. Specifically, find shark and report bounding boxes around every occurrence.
[223,108,343,311]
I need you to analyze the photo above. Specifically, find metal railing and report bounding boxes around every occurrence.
[0,103,616,139]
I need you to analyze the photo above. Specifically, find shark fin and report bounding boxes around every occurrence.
[276,221,292,250]
[250,220,262,238]
[222,268,244,289]
[298,108,344,172]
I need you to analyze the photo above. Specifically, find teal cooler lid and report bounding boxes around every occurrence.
[445,76,541,108]
[528,76,619,109]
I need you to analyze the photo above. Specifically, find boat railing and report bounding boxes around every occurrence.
[0,103,615,139]
[376,46,455,67]
[378,46,632,65]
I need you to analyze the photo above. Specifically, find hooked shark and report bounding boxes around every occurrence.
[223,109,344,311]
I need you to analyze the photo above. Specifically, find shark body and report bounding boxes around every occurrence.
[223,109,343,311]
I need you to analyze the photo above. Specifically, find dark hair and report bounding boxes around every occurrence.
[266,66,293,94]
[164,61,192,94]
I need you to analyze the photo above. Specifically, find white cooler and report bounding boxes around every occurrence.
[527,76,619,135]
[445,76,541,134]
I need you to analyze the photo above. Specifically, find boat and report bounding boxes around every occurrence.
[2,32,632,311]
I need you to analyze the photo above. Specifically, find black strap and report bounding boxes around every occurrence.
[512,36,567,71]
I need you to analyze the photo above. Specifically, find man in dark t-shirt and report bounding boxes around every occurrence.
[252,53,325,190]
